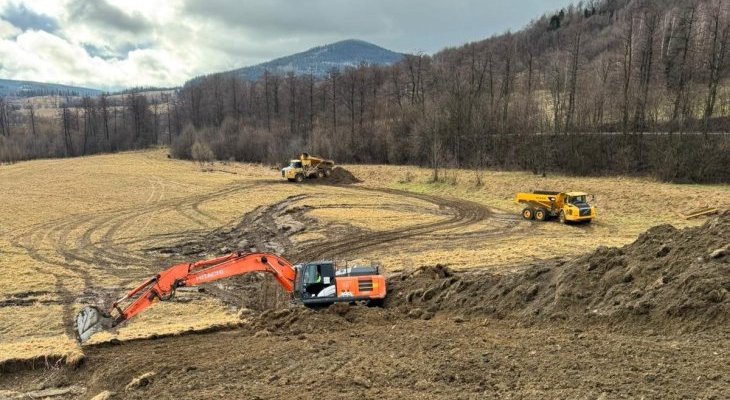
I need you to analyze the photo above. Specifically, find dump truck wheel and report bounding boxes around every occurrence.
[324,168,332,177]
[316,170,324,179]
[559,211,566,224]
[295,174,304,183]
[535,208,547,221]
[522,208,534,220]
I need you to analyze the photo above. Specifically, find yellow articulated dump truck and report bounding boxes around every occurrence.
[281,153,335,183]
[514,191,596,224]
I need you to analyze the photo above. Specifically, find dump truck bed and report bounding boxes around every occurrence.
[300,153,334,168]
[514,192,559,208]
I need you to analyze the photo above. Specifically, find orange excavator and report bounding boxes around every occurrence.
[75,252,387,342]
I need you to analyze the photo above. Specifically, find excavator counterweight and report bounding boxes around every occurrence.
[75,252,386,343]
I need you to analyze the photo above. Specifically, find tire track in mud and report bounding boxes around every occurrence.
[9,216,100,338]
[11,182,259,273]
[419,212,527,241]
[6,177,523,338]
[6,181,264,335]
[7,181,254,299]
[153,183,525,264]
[146,184,521,309]
[292,186,519,262]
[10,181,513,275]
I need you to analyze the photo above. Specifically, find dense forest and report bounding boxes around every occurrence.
[1,0,729,183]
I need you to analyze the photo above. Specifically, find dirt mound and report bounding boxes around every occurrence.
[247,303,395,336]
[325,167,361,184]
[389,211,730,332]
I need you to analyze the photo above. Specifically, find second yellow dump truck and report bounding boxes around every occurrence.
[281,153,335,183]
[514,191,596,224]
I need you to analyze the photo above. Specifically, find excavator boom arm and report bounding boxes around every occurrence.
[185,253,295,291]
[76,252,296,342]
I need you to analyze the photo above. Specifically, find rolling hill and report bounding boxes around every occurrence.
[0,79,101,98]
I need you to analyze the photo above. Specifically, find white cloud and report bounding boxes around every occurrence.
[0,0,569,89]
[0,30,198,89]
[0,18,20,38]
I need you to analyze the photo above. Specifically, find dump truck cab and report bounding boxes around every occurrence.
[292,262,386,306]
[281,159,304,181]
[281,153,334,182]
[561,192,595,223]
[515,190,596,224]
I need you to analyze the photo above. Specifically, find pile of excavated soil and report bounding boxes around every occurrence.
[245,302,398,336]
[388,210,730,332]
[325,167,361,184]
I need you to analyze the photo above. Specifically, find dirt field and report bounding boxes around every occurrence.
[0,150,728,399]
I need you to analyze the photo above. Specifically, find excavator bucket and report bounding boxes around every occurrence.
[75,306,114,343]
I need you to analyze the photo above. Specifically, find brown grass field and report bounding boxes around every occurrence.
[0,149,728,368]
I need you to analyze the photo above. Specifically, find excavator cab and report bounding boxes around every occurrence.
[295,262,336,300]
[293,262,386,305]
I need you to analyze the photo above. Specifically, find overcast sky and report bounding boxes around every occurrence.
[0,0,568,90]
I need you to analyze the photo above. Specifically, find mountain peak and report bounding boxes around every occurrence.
[230,39,404,81]
[322,38,384,48]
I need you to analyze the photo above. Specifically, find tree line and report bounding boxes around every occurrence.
[1,0,729,183]
[0,92,171,161]
[169,0,729,182]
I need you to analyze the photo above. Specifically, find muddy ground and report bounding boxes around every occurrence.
[1,315,727,399]
[1,173,728,399]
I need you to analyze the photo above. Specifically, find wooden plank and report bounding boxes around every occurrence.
[682,208,718,219]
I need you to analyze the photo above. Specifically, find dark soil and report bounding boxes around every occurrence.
[1,310,727,399]
[325,167,362,184]
[2,195,728,399]
[388,211,730,333]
